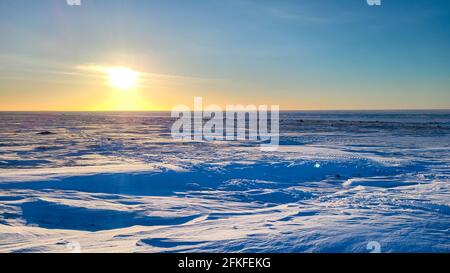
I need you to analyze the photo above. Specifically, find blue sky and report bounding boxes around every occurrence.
[0,0,449,110]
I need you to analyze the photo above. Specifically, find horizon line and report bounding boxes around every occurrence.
[0,108,449,112]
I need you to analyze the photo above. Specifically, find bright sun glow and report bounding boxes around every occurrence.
[107,67,139,90]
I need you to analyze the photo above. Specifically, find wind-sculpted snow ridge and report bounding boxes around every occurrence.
[0,111,449,253]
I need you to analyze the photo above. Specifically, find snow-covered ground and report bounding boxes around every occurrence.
[0,111,449,253]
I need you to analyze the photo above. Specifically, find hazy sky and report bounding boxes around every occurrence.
[1,0,449,110]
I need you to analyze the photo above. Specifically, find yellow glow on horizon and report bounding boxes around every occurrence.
[107,67,139,90]
[96,89,153,111]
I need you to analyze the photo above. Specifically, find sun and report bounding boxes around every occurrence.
[107,67,139,90]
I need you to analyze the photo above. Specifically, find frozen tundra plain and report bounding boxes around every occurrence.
[0,111,449,253]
